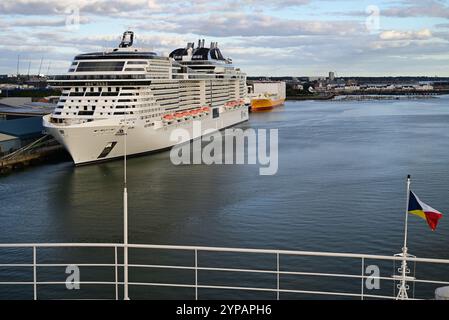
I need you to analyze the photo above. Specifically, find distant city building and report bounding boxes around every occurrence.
[308,76,326,81]
[415,84,433,91]
[329,72,335,82]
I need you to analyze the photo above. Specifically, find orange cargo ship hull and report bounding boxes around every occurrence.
[251,98,285,111]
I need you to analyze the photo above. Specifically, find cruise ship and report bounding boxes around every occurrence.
[43,31,250,165]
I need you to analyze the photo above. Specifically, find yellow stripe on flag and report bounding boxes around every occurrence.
[409,209,427,220]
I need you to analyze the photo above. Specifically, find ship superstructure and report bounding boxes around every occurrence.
[43,32,249,164]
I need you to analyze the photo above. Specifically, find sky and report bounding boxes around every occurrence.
[0,0,449,77]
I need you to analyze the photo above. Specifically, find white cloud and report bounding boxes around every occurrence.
[382,0,449,19]
[137,13,363,37]
[0,0,448,76]
[0,0,310,16]
[379,29,433,41]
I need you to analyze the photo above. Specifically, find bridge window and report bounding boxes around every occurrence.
[127,61,147,65]
[76,61,125,72]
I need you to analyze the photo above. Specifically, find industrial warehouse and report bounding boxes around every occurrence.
[0,97,62,172]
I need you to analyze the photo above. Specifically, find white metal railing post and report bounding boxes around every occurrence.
[115,246,118,300]
[276,253,280,300]
[195,249,198,300]
[361,257,365,300]
[33,246,37,300]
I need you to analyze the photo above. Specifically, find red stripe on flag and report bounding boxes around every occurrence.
[424,211,443,231]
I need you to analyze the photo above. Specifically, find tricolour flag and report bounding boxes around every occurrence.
[408,191,443,231]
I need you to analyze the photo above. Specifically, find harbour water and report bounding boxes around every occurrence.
[1,96,449,299]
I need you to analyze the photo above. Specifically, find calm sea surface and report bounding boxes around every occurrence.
[1,96,449,299]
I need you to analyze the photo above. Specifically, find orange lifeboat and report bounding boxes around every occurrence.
[163,114,174,121]
[181,111,191,119]
[175,112,184,120]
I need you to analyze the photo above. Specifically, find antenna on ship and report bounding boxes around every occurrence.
[27,60,31,79]
[46,61,52,76]
[16,55,20,77]
[38,57,43,77]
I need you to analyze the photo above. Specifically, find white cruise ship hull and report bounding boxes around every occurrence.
[44,107,249,165]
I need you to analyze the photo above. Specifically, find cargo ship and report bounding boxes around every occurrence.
[249,81,286,112]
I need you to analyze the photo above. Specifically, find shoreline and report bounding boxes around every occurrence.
[287,92,448,101]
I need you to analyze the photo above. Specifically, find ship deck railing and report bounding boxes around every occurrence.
[1,243,449,300]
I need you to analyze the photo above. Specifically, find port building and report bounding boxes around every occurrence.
[0,133,20,156]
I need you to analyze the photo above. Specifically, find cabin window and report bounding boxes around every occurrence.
[78,111,94,116]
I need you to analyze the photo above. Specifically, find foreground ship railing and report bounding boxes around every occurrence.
[1,243,449,300]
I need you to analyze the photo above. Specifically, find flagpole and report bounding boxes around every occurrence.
[403,175,410,252]
[123,105,129,300]
[397,174,411,300]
